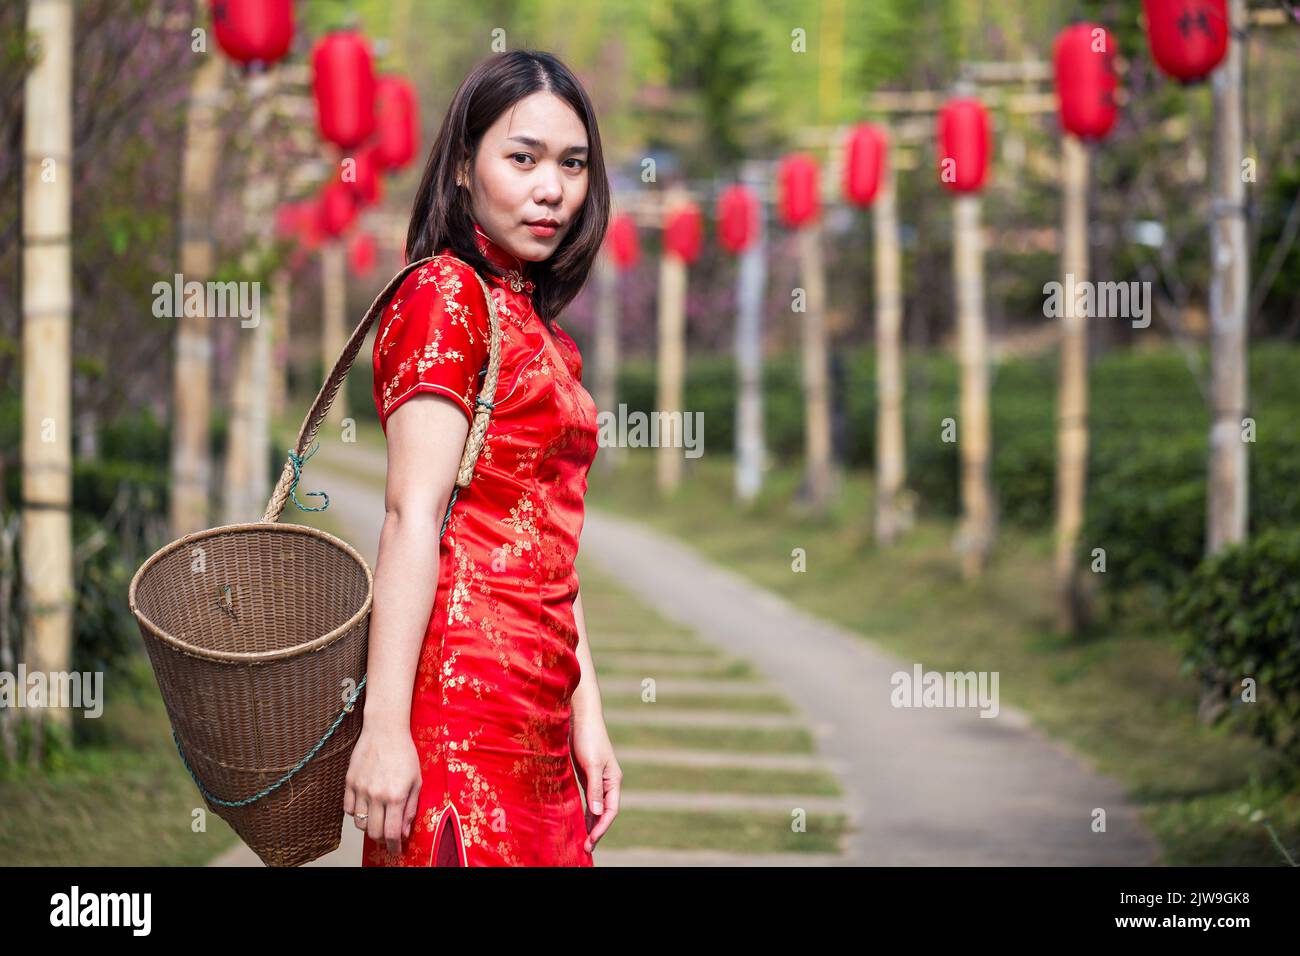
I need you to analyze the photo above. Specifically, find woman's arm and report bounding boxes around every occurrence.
[570,589,602,720]
[344,393,470,855]
[568,585,621,852]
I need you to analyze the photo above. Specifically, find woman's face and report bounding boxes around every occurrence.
[464,91,589,264]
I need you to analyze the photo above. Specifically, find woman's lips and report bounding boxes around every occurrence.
[525,221,559,238]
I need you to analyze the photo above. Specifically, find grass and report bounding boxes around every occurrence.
[595,809,847,853]
[600,692,794,713]
[602,722,817,754]
[0,656,243,866]
[622,762,844,796]
[584,449,1300,867]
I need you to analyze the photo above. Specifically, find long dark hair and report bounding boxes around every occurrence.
[405,50,610,329]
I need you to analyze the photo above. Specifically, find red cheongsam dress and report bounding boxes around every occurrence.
[361,222,599,867]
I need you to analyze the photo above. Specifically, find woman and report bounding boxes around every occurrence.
[348,50,620,867]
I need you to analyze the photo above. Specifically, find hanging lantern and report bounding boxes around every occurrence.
[664,203,702,264]
[343,145,383,207]
[607,213,639,269]
[843,124,888,207]
[312,31,376,149]
[1141,0,1228,83]
[716,185,759,254]
[319,179,357,238]
[778,153,819,228]
[348,232,377,276]
[1054,23,1120,140]
[299,199,326,250]
[373,75,418,170]
[210,0,293,66]
[274,201,305,241]
[287,200,325,269]
[937,97,992,194]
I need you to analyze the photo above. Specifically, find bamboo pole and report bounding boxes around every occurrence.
[21,0,75,739]
[953,195,994,578]
[321,241,348,428]
[593,245,620,475]
[269,266,290,420]
[797,223,834,513]
[655,230,687,496]
[170,50,225,536]
[1054,134,1091,632]
[734,168,768,505]
[1206,0,1249,555]
[873,156,908,543]
[222,69,278,524]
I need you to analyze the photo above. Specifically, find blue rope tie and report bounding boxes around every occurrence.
[173,675,367,808]
[286,441,330,512]
[441,486,460,537]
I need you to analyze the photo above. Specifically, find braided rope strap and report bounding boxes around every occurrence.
[180,257,505,809]
[261,254,504,524]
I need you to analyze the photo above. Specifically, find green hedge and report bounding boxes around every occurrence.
[611,343,1300,599]
[1172,528,1300,763]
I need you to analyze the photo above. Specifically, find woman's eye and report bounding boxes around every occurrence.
[512,153,533,164]
[564,158,586,170]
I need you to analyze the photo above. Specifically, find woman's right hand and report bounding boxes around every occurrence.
[344,722,423,855]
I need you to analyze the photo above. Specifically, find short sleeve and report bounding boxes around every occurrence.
[372,258,492,434]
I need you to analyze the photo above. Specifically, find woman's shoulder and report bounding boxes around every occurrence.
[392,254,490,315]
[375,255,493,368]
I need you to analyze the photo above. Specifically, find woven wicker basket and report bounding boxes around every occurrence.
[129,255,502,867]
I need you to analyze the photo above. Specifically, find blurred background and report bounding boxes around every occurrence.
[1,0,1297,867]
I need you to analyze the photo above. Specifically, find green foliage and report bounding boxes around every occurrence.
[643,0,769,175]
[613,343,1300,611]
[1172,529,1300,767]
[0,393,169,766]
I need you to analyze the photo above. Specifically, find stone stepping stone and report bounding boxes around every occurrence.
[603,708,803,728]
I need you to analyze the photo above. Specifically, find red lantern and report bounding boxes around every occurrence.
[607,213,639,269]
[299,200,326,250]
[937,97,992,194]
[274,201,304,241]
[716,185,759,254]
[210,0,293,66]
[348,231,377,276]
[287,200,325,269]
[319,179,357,238]
[1142,0,1228,83]
[373,75,418,170]
[312,31,376,149]
[1054,23,1120,140]
[778,153,819,228]
[664,203,702,264]
[343,146,383,207]
[843,124,887,208]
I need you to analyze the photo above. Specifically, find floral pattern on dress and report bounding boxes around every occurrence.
[363,220,599,868]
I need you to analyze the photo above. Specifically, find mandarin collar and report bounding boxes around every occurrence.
[472,222,536,295]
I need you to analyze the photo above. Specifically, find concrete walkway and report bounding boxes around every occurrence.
[579,508,1160,866]
[211,440,1159,867]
